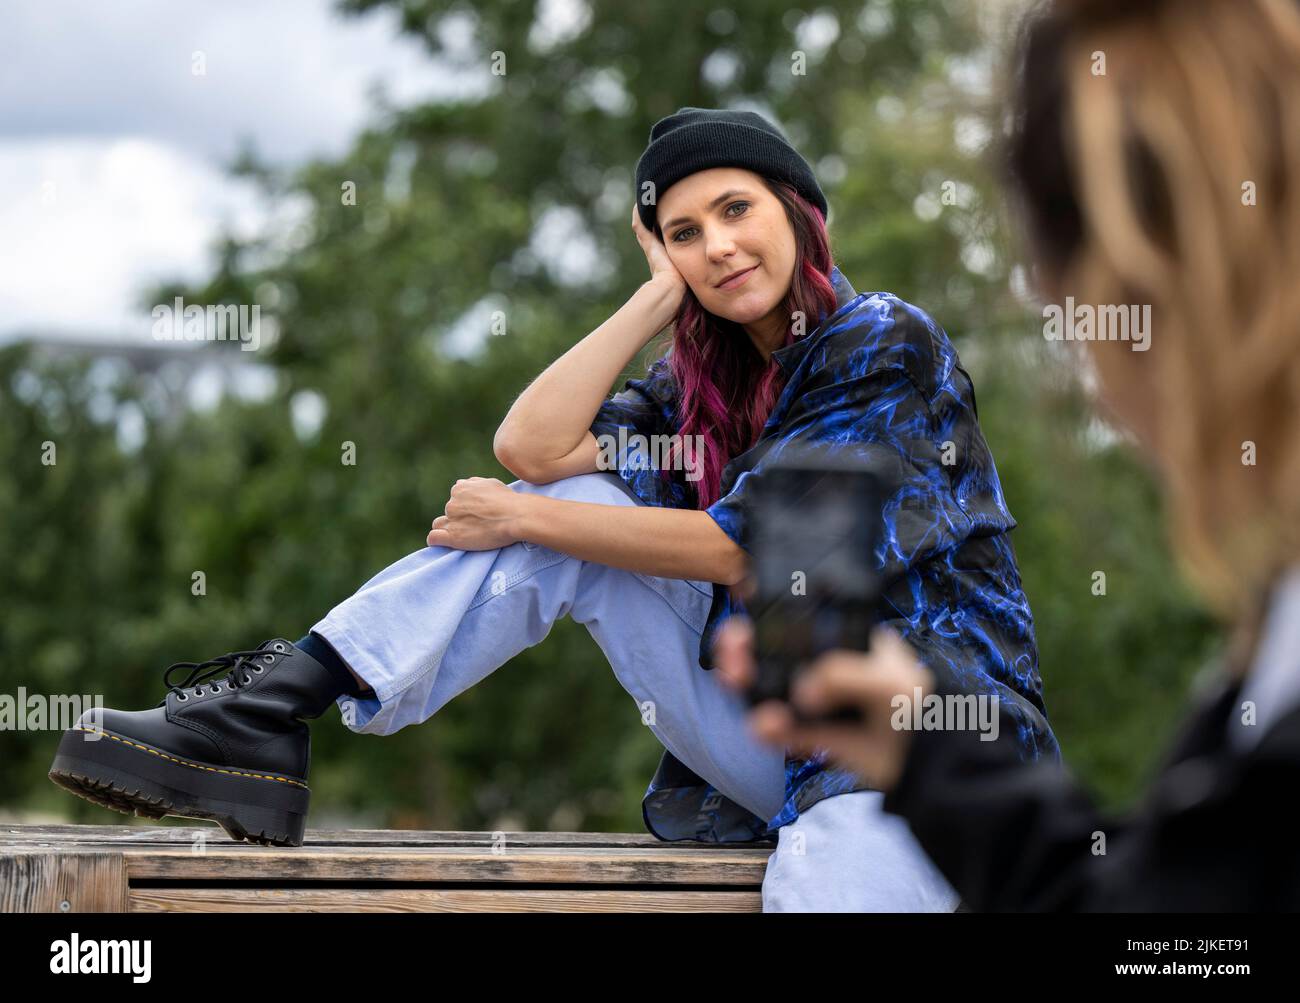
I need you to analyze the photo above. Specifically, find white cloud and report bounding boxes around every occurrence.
[0,0,455,164]
[0,137,266,336]
[0,0,465,344]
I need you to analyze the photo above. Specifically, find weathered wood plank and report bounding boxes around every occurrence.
[0,824,770,850]
[1,824,773,913]
[1,841,770,885]
[130,888,762,913]
[119,846,771,884]
[0,849,129,912]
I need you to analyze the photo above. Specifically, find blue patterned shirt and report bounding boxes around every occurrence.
[589,265,1060,842]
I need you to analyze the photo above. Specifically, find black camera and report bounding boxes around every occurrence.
[742,444,886,724]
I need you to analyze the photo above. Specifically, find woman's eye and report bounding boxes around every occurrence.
[670,203,749,243]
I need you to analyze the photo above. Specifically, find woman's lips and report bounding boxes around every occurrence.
[717,265,757,290]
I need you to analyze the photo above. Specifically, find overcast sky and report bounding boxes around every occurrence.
[0,0,481,342]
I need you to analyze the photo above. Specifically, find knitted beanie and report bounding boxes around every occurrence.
[634,106,829,233]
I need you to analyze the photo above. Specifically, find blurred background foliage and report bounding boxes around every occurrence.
[0,0,1220,832]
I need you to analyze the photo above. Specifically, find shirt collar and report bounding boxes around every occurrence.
[770,264,858,374]
[1228,564,1300,752]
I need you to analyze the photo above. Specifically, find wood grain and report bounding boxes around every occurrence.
[130,888,762,912]
[0,825,772,913]
[0,848,129,912]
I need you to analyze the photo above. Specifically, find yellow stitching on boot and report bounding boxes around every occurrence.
[73,726,310,790]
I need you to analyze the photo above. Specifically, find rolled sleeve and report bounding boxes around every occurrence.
[703,470,756,549]
[589,357,691,508]
[589,357,675,443]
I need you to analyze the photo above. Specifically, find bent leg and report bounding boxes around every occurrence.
[309,472,786,821]
[559,532,787,824]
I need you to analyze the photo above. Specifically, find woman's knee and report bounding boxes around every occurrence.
[508,471,640,507]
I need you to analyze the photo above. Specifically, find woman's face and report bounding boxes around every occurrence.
[656,167,797,345]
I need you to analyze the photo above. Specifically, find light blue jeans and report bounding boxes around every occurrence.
[311,470,958,912]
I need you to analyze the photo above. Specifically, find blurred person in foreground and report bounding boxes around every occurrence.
[717,0,1300,911]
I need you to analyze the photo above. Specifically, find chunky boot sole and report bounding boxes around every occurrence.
[49,724,310,847]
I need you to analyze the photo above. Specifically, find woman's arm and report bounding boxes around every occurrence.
[513,493,747,586]
[493,278,682,483]
[429,476,747,584]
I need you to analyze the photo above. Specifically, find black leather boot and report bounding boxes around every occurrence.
[49,638,344,847]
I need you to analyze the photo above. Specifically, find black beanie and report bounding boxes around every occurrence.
[634,107,829,234]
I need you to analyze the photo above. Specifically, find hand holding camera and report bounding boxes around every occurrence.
[715,615,934,793]
[715,444,935,790]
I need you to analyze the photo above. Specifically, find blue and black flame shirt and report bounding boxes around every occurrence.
[589,265,1060,842]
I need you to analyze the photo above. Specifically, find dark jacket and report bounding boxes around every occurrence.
[883,662,1300,910]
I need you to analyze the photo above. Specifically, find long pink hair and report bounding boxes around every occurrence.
[653,179,838,509]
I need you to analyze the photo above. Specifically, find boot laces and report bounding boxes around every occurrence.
[159,648,271,705]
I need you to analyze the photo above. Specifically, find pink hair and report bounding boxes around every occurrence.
[652,180,838,509]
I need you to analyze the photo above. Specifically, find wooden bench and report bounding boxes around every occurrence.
[0,824,772,913]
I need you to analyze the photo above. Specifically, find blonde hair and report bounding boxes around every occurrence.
[1010,0,1300,627]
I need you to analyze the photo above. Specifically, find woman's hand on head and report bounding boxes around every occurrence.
[712,615,934,794]
[631,201,686,297]
[427,477,525,551]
